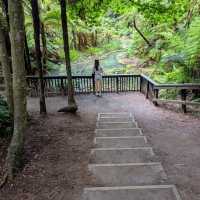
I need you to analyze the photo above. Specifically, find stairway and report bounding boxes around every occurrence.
[83,112,182,200]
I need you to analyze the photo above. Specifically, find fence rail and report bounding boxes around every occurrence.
[1,74,199,113]
[27,74,141,96]
[140,74,200,113]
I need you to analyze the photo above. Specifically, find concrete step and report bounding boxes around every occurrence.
[89,162,167,186]
[94,136,148,148]
[83,185,182,200]
[95,128,143,137]
[98,117,134,123]
[96,122,138,129]
[90,147,156,164]
[98,113,132,118]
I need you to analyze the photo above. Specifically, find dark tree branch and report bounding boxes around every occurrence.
[133,18,152,47]
[185,0,198,28]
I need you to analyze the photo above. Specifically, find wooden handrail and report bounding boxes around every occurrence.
[1,74,199,89]
[141,74,200,89]
[26,74,141,79]
[1,74,200,113]
[26,74,141,96]
[154,83,200,89]
[140,74,158,86]
[140,74,200,113]
[152,98,200,106]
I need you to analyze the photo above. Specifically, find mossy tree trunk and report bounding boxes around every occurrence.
[6,0,27,179]
[59,0,77,113]
[0,18,14,117]
[31,0,46,114]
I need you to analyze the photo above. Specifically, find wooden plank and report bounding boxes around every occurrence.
[152,99,200,106]
[155,85,200,90]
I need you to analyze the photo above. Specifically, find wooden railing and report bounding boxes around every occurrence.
[27,74,141,96]
[0,74,199,112]
[140,74,200,112]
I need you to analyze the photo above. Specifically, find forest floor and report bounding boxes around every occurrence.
[0,93,200,200]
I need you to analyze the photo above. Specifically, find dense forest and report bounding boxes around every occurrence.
[23,0,200,83]
[0,0,200,186]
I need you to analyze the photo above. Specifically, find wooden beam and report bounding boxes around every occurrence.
[152,99,200,106]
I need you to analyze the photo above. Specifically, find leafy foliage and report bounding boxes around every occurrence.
[22,0,200,82]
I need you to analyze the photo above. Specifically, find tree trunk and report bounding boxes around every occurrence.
[92,30,98,47]
[0,20,14,117]
[2,0,9,23]
[72,27,77,49]
[59,0,77,113]
[1,0,12,70]
[31,0,46,114]
[41,22,47,69]
[95,30,98,46]
[24,33,32,75]
[6,0,27,179]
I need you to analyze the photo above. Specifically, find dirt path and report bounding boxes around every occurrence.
[0,93,200,200]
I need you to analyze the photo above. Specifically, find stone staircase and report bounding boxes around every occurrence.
[83,112,182,200]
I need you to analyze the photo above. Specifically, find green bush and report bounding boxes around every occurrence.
[86,47,103,56]
[102,40,121,52]
[70,49,80,62]
[159,89,179,100]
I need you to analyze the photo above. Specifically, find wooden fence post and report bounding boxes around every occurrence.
[116,76,119,93]
[146,81,150,99]
[61,78,66,96]
[92,76,95,94]
[153,89,159,106]
[140,76,143,92]
[181,89,187,113]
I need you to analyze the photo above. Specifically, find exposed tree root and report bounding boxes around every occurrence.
[58,105,78,113]
[0,173,8,190]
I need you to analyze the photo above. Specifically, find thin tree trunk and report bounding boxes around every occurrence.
[58,0,77,113]
[92,30,97,47]
[72,27,77,49]
[24,33,32,75]
[133,18,152,47]
[1,0,12,70]
[95,30,98,46]
[0,20,14,117]
[2,0,9,23]
[41,22,47,69]
[31,0,46,114]
[6,0,27,179]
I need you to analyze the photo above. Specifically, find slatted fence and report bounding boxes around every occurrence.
[27,75,141,96]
